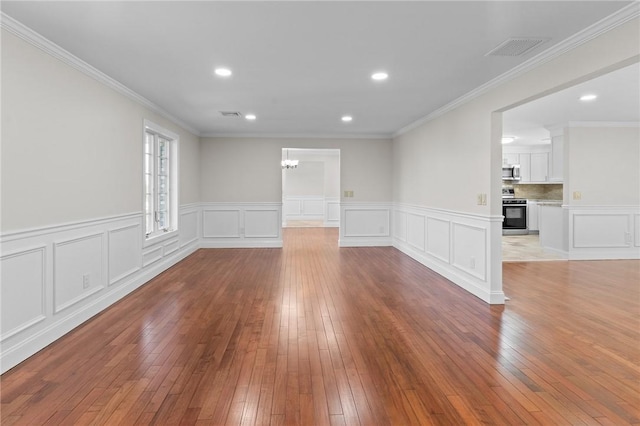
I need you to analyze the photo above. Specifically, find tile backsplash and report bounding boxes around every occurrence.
[513,184,563,200]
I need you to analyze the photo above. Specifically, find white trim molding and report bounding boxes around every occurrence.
[201,202,283,248]
[567,205,640,260]
[394,3,640,137]
[0,12,200,137]
[392,203,505,305]
[339,202,392,247]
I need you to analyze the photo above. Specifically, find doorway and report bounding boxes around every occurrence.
[281,148,340,229]
[500,62,639,262]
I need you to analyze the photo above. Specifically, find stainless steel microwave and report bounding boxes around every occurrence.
[502,165,521,181]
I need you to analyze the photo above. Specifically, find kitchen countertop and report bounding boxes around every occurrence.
[536,201,563,206]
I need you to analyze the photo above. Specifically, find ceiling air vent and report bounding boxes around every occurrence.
[485,37,548,57]
[220,111,242,117]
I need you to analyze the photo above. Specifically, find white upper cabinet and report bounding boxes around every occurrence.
[503,146,550,183]
[530,152,549,182]
[549,132,564,182]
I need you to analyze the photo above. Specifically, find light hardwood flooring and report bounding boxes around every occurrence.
[1,228,638,425]
[284,220,325,228]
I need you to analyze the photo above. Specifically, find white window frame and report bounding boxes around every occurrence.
[143,119,179,246]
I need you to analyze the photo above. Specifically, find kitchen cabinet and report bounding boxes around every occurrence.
[530,152,549,182]
[519,153,531,182]
[539,203,565,253]
[550,134,564,181]
[503,146,551,183]
[503,153,519,166]
[527,200,539,231]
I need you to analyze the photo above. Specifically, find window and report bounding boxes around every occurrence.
[144,120,178,240]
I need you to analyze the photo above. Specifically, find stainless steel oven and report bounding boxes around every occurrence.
[503,198,527,235]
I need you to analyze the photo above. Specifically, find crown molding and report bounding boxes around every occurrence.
[393,2,640,138]
[200,132,393,140]
[566,121,640,128]
[1,12,201,137]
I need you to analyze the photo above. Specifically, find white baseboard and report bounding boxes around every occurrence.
[201,240,283,249]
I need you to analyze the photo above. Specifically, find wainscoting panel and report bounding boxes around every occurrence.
[201,203,282,248]
[392,204,503,304]
[573,214,629,248]
[0,208,200,374]
[0,246,46,341]
[394,211,407,242]
[54,233,105,313]
[283,199,302,217]
[302,199,324,217]
[142,246,163,267]
[325,198,340,227]
[567,207,640,259]
[108,224,142,286]
[407,213,426,252]
[283,196,333,224]
[245,209,280,238]
[180,209,199,248]
[203,209,241,238]
[163,238,180,256]
[426,217,450,263]
[452,223,487,281]
[340,203,392,247]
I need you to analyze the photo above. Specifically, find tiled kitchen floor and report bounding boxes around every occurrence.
[502,234,566,262]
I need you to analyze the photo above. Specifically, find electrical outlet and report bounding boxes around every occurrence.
[573,191,582,200]
[470,257,476,269]
[344,190,349,197]
[477,194,487,205]
[82,274,90,289]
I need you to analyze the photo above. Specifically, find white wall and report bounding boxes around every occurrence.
[200,137,391,202]
[1,28,202,373]
[1,30,201,232]
[284,161,325,197]
[566,125,640,206]
[391,17,639,303]
[562,124,640,260]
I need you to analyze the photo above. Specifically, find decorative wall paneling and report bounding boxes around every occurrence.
[282,196,340,227]
[339,203,392,247]
[201,203,282,248]
[567,206,640,260]
[0,205,200,374]
[324,197,340,227]
[392,204,505,304]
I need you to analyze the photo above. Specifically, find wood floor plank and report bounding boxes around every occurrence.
[1,228,638,425]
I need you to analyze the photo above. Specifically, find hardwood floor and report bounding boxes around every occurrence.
[2,228,639,425]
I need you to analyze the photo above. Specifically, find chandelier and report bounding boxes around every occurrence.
[281,149,299,169]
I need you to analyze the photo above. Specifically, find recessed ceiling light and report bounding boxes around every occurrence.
[214,67,232,77]
[579,94,597,102]
[502,136,517,144]
[371,72,388,81]
[341,115,353,122]
[245,114,256,120]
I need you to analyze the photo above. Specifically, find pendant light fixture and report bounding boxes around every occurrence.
[281,149,299,169]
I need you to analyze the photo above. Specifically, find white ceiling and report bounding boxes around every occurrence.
[503,62,640,145]
[1,1,635,138]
